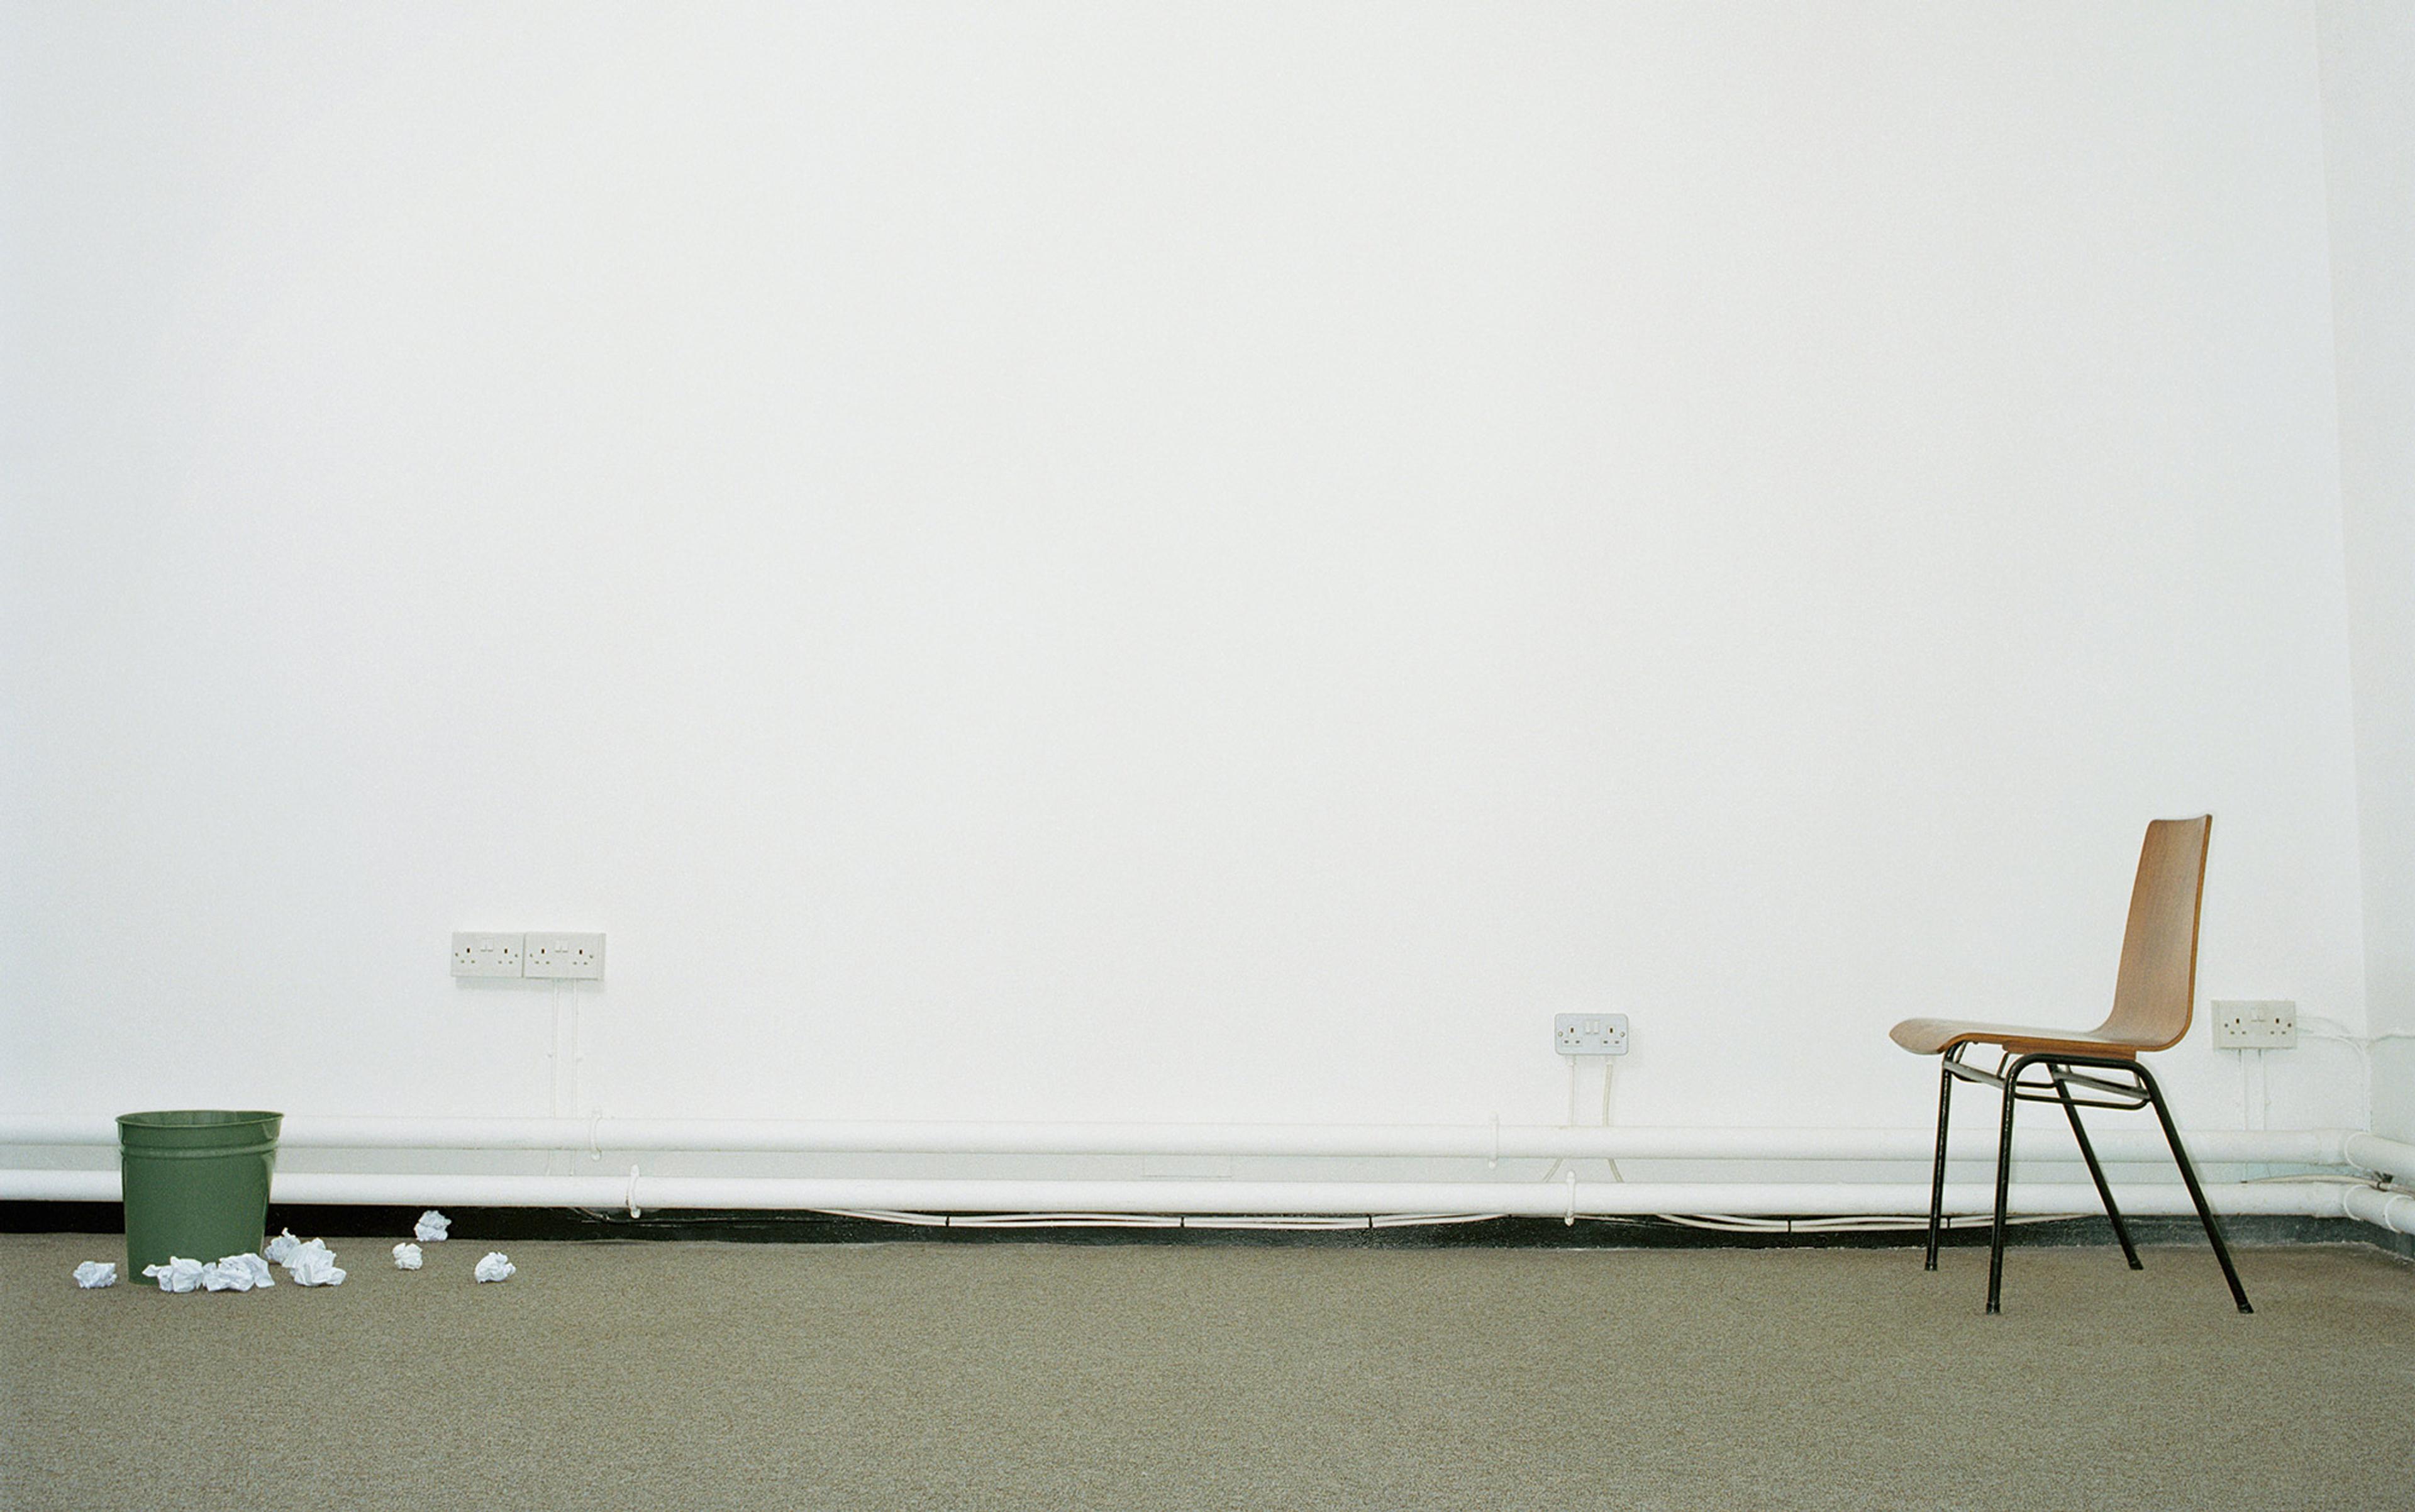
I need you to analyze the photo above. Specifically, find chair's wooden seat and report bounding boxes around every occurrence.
[1887,1018,2145,1058]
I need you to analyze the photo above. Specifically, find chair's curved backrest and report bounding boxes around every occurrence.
[2096,814,2212,1050]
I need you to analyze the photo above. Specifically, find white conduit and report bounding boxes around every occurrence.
[6,1118,2406,1234]
[2340,1131,2415,1186]
[2340,1185,2415,1234]
[0,1167,2358,1219]
[0,1116,2357,1166]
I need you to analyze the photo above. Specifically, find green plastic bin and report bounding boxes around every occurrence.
[118,1110,282,1278]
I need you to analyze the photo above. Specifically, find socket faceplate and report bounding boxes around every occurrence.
[524,932,604,980]
[2211,1000,2296,1050]
[1555,1013,1630,1055]
[451,933,524,978]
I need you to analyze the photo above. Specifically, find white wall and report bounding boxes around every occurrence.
[0,4,2373,1150]
[2318,1,2415,1142]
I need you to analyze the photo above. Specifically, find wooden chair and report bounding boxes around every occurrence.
[1889,814,2250,1314]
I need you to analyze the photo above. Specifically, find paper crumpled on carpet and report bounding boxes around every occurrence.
[281,1238,347,1287]
[473,1252,515,1283]
[414,1209,451,1243]
[202,1254,276,1292]
[143,1257,204,1292]
[265,1229,303,1264]
[72,1260,116,1289]
[393,1242,423,1270]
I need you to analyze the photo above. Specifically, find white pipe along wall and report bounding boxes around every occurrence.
[0,1169,2368,1222]
[0,1115,2367,1164]
[7,1120,2411,1237]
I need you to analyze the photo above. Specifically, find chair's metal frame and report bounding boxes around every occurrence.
[1926,1043,2253,1316]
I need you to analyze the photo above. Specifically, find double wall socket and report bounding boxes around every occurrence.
[2211,999,2296,1050]
[452,932,604,981]
[451,933,525,977]
[1555,1013,1630,1055]
[525,932,605,980]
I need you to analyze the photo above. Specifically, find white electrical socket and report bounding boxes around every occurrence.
[451,933,525,978]
[525,931,604,980]
[1555,1013,1630,1055]
[2211,1000,2296,1050]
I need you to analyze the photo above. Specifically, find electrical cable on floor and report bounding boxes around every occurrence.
[799,1208,2119,1234]
[569,1204,2149,1235]
[589,1203,2192,1226]
[1650,1212,2089,1233]
[806,1210,1537,1231]
[944,1213,1183,1228]
[1183,1215,1371,1231]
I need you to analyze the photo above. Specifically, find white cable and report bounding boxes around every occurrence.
[815,1209,1527,1231]
[2304,1016,2415,1047]
[1599,1061,1626,1183]
[945,1213,1183,1228]
[570,992,584,1122]
[2304,1030,2371,1068]
[1183,1215,1367,1231]
[626,1163,642,1218]
[1653,1211,2088,1233]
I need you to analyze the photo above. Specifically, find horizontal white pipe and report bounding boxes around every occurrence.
[2340,1184,2415,1237]
[0,1115,2353,1166]
[0,1166,2353,1218]
[2341,1132,2415,1186]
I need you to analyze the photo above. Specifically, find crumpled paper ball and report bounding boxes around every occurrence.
[414,1209,451,1243]
[143,1256,204,1292]
[201,1253,275,1291]
[473,1251,516,1283]
[72,1260,116,1289]
[393,1242,423,1270]
[281,1238,346,1287]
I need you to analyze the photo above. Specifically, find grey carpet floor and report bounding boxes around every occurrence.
[4,1231,2412,1511]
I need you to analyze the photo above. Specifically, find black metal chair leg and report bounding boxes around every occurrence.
[2050,1062,2141,1270]
[1986,1053,2026,1315]
[1926,1051,1958,1270]
[2135,1062,2253,1314]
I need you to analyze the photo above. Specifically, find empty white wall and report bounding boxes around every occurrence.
[0,4,2373,1144]
[2318,1,2415,1142]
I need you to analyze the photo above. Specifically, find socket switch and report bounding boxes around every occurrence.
[452,933,525,978]
[1555,1013,1631,1056]
[525,931,605,980]
[2211,999,2296,1050]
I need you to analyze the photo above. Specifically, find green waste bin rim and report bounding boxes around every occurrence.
[118,1111,283,1159]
